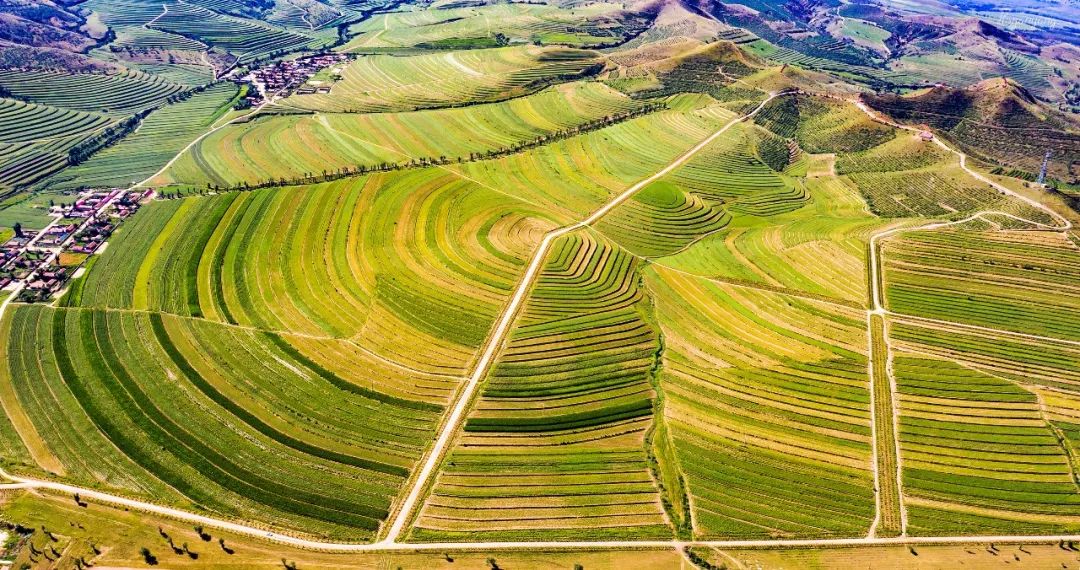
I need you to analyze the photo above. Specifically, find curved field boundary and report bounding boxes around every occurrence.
[380,89,792,543]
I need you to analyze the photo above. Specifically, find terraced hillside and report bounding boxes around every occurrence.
[158,82,645,187]
[47,82,241,190]
[894,354,1080,536]
[68,173,545,372]
[0,70,186,115]
[882,229,1080,340]
[0,303,439,539]
[3,2,1080,558]
[343,2,638,50]
[0,99,117,195]
[412,230,670,541]
[646,266,876,539]
[280,46,602,113]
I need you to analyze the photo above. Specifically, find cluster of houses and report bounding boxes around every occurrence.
[241,53,350,104]
[1,189,149,303]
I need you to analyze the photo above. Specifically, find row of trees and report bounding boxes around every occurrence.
[169,100,669,196]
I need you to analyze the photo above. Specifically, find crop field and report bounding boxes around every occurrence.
[47,83,241,190]
[0,99,117,196]
[0,70,186,115]
[343,3,626,51]
[146,2,329,62]
[645,265,876,539]
[1,0,1079,558]
[159,82,644,187]
[882,229,1080,340]
[754,95,895,154]
[280,46,602,113]
[455,103,737,219]
[70,173,545,373]
[655,175,880,306]
[412,229,670,541]
[893,351,1080,535]
[0,99,113,143]
[0,303,435,539]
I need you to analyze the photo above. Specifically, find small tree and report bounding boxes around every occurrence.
[140,547,158,565]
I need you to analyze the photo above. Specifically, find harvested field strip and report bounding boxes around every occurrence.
[870,315,903,537]
[895,355,1080,535]
[647,265,875,539]
[414,230,669,541]
[883,229,1080,341]
[2,304,429,539]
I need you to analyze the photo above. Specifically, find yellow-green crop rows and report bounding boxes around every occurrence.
[883,229,1080,341]
[413,230,669,541]
[280,46,601,113]
[160,82,642,187]
[646,266,876,538]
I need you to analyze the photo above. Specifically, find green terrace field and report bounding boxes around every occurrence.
[412,229,670,542]
[645,265,876,539]
[893,353,1080,536]
[66,173,547,374]
[754,95,895,155]
[146,1,331,62]
[342,2,629,51]
[0,99,117,196]
[0,99,113,143]
[0,303,440,539]
[654,173,880,307]
[453,102,738,219]
[277,46,602,113]
[882,229,1080,341]
[47,83,241,190]
[157,81,645,188]
[3,6,1080,551]
[0,70,187,115]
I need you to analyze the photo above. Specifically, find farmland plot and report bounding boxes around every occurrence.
[657,174,881,306]
[883,229,1080,341]
[645,265,876,539]
[159,82,643,187]
[47,83,241,190]
[893,353,1080,535]
[1,304,439,539]
[71,173,550,373]
[0,70,186,115]
[456,102,738,219]
[412,230,670,541]
[279,46,602,113]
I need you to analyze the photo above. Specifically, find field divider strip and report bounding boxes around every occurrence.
[380,89,792,543]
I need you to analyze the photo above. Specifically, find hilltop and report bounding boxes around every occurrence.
[864,77,1080,182]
